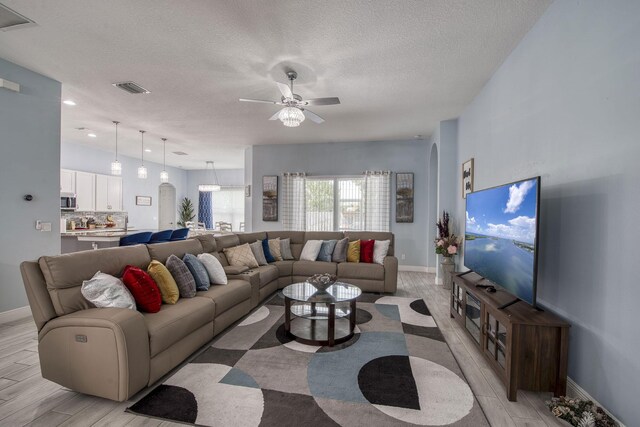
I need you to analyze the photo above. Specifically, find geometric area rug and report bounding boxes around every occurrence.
[127,293,489,426]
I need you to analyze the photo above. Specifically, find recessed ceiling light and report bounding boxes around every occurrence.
[87,133,97,138]
[63,100,76,106]
[145,148,152,153]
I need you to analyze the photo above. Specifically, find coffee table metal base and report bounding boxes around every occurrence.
[284,299,356,347]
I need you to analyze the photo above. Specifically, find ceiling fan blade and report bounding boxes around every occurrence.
[268,110,281,121]
[239,98,282,105]
[302,97,341,106]
[303,109,325,124]
[276,82,293,99]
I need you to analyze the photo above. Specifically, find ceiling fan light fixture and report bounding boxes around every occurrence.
[278,107,305,127]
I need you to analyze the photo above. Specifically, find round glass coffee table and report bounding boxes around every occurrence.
[282,282,361,347]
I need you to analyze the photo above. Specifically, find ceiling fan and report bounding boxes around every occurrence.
[239,71,340,127]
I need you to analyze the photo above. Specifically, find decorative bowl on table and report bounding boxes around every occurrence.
[307,274,337,292]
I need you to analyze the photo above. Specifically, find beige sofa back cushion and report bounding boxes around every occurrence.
[193,234,217,253]
[39,245,151,316]
[344,231,394,256]
[267,231,305,259]
[237,232,267,245]
[147,239,203,264]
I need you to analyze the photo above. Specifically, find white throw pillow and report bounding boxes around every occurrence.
[81,271,135,309]
[198,253,228,285]
[373,240,391,265]
[300,240,324,261]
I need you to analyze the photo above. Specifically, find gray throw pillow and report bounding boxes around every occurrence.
[250,241,268,266]
[166,254,196,297]
[317,240,337,262]
[280,238,295,260]
[183,254,210,291]
[332,237,349,263]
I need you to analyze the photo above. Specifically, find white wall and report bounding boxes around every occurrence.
[186,168,244,219]
[61,143,188,230]
[0,58,61,313]
[249,140,430,267]
[453,1,640,423]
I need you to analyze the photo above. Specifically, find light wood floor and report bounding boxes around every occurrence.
[0,272,566,426]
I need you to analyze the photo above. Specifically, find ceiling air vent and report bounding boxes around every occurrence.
[172,151,188,156]
[0,3,36,31]
[112,81,150,94]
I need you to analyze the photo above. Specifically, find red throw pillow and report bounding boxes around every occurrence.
[122,265,162,313]
[360,239,375,263]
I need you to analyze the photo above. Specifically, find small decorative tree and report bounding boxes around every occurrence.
[177,197,195,227]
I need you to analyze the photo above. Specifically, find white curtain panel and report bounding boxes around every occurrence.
[364,171,391,232]
[281,172,306,230]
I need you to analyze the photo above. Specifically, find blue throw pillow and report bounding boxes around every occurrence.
[183,254,210,291]
[317,240,337,262]
[262,239,276,263]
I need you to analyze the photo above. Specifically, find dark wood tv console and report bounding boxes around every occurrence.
[450,271,570,401]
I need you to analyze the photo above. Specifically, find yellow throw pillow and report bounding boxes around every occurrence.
[268,238,282,261]
[147,260,179,304]
[347,240,361,263]
[224,243,259,269]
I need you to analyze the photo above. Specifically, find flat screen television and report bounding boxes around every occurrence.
[464,177,540,307]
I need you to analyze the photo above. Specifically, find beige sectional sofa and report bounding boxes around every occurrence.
[20,230,397,401]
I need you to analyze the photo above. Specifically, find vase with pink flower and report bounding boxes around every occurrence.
[434,211,461,290]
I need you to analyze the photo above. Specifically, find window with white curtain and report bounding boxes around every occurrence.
[284,173,390,232]
[211,187,244,231]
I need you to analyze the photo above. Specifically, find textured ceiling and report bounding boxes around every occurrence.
[0,0,550,169]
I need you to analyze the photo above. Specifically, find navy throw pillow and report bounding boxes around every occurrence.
[262,239,276,263]
[183,254,210,291]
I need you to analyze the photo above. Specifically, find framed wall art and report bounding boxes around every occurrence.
[396,172,414,223]
[262,176,278,221]
[136,196,152,206]
[462,158,474,198]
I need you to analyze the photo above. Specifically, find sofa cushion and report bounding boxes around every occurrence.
[165,255,196,298]
[224,243,259,268]
[317,240,337,262]
[249,241,268,266]
[198,253,227,285]
[122,265,162,313]
[193,234,217,253]
[347,240,361,263]
[142,297,214,357]
[300,240,323,261]
[261,239,275,263]
[183,254,210,291]
[274,260,294,277]
[80,272,135,310]
[238,232,267,245]
[39,245,151,316]
[280,238,295,260]
[268,238,282,261]
[253,265,279,288]
[223,265,249,275]
[292,260,337,277]
[215,234,241,251]
[147,239,203,264]
[360,239,375,263]
[345,231,394,256]
[332,237,348,263]
[373,240,391,265]
[338,262,384,281]
[196,279,251,314]
[267,232,305,259]
[147,261,180,304]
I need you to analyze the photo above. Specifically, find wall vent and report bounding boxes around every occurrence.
[172,151,188,156]
[112,81,150,94]
[0,3,36,31]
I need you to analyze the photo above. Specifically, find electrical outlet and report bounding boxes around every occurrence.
[41,222,52,232]
[401,253,406,260]
[35,220,42,230]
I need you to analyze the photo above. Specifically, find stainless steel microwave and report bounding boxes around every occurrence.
[61,192,77,211]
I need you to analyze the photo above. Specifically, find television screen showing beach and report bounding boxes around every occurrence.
[464,178,538,305]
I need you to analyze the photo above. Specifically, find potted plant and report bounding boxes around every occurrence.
[177,197,195,228]
[435,211,461,289]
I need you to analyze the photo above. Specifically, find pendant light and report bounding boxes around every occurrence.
[137,130,147,179]
[110,121,122,175]
[160,138,169,183]
[198,161,221,191]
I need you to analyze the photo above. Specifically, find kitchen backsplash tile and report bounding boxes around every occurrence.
[61,211,127,231]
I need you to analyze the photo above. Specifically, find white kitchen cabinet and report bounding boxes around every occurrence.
[75,171,96,211]
[60,169,75,193]
[96,174,123,211]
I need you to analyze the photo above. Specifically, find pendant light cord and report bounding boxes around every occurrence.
[162,138,167,170]
[139,130,145,165]
[113,121,120,160]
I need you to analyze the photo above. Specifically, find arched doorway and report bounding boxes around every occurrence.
[158,183,177,229]
[427,143,439,271]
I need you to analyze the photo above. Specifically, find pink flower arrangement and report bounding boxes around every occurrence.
[434,211,461,258]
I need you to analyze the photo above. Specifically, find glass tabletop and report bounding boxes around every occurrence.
[282,282,362,303]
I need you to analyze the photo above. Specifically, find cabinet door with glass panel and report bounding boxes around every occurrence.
[483,306,510,376]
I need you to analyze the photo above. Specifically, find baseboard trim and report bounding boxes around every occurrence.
[0,306,31,325]
[398,265,434,273]
[566,377,625,426]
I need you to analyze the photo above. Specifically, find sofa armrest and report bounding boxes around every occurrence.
[224,265,250,275]
[38,308,149,402]
[226,270,260,308]
[383,256,398,293]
